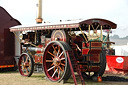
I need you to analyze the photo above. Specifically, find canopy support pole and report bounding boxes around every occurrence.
[100,25,103,41]
[79,27,88,43]
[88,25,90,39]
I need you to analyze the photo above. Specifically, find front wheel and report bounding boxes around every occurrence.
[43,41,71,82]
[18,53,34,77]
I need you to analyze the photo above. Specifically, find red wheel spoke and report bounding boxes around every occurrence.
[22,66,25,70]
[63,61,65,63]
[48,51,56,57]
[50,63,54,66]
[46,60,53,62]
[22,57,25,63]
[29,61,31,65]
[57,46,60,56]
[52,69,58,78]
[29,66,31,70]
[62,66,64,72]
[25,68,29,74]
[25,64,29,67]
[59,66,64,72]
[61,55,64,58]
[58,51,63,58]
[47,66,55,72]
[51,56,54,59]
[58,68,60,78]
[58,45,60,52]
[52,45,57,54]
[60,57,65,61]
[25,56,28,63]
[60,63,65,66]
[54,66,56,72]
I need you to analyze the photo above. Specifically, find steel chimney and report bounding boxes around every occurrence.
[36,0,43,23]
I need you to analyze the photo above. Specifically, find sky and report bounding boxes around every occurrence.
[0,0,128,38]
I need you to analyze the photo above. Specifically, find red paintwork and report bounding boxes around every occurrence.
[35,55,43,64]
[43,42,63,81]
[0,6,21,68]
[38,44,43,48]
[82,48,89,55]
[0,65,14,68]
[66,51,85,85]
[106,55,128,74]
[37,45,44,53]
[36,48,43,53]
[81,41,102,72]
[51,30,67,42]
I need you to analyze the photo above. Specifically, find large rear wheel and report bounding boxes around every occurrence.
[43,41,71,82]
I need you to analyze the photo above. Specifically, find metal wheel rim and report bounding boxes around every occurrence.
[18,53,34,77]
[43,41,68,82]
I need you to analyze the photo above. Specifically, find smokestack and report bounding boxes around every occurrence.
[36,0,43,23]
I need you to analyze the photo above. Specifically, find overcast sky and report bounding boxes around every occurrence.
[0,0,128,37]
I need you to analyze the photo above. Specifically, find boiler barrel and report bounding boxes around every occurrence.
[28,47,44,53]
[23,47,44,54]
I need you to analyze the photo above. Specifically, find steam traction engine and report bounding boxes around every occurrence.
[10,18,116,84]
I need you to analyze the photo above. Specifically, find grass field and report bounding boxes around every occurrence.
[0,71,128,85]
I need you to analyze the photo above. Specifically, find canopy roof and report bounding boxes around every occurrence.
[10,18,117,32]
